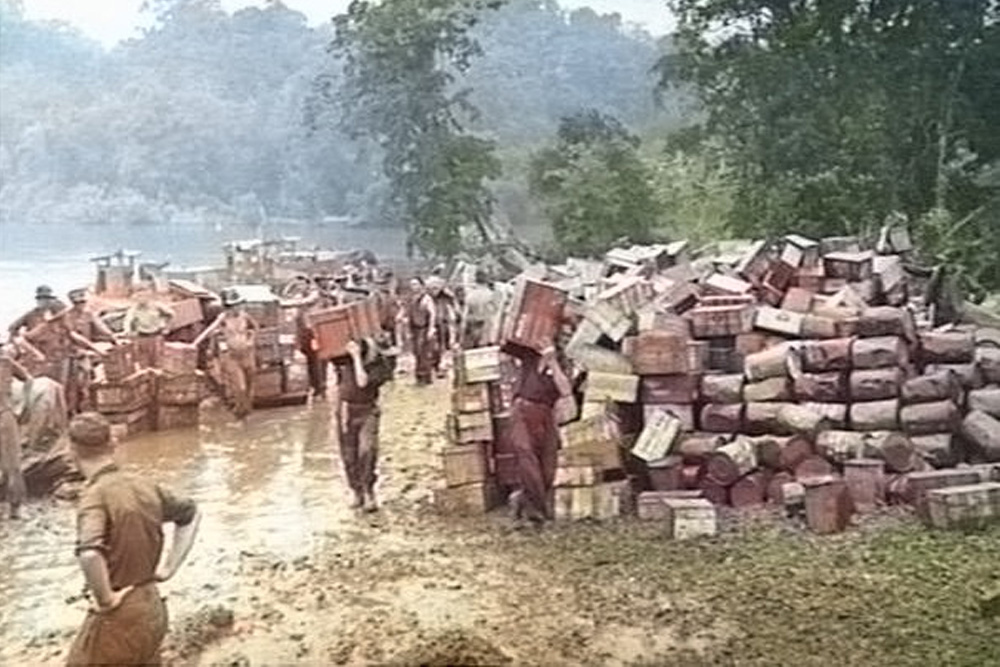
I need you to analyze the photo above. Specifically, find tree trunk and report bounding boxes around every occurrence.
[961,410,1000,463]
[850,399,900,431]
[849,368,904,402]
[703,436,758,486]
[900,400,960,436]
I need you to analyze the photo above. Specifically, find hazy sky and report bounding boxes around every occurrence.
[21,1,673,47]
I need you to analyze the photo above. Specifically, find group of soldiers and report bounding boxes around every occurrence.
[0,265,527,665]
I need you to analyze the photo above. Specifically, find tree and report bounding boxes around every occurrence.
[328,0,503,258]
[530,110,657,256]
[663,0,1000,290]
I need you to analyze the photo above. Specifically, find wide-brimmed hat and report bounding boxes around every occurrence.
[35,285,55,299]
[68,288,88,303]
[221,288,245,307]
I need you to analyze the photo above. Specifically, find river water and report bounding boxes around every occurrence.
[0,220,408,329]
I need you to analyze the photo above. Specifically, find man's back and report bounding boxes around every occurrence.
[76,466,196,590]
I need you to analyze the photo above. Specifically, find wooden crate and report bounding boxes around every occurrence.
[253,366,284,399]
[307,306,352,360]
[803,476,853,534]
[629,331,689,375]
[162,342,198,375]
[155,404,200,431]
[451,383,492,414]
[502,278,567,353]
[688,299,755,338]
[102,343,136,382]
[665,498,718,539]
[92,370,155,413]
[824,251,874,281]
[926,483,1000,530]
[554,454,599,487]
[158,372,203,406]
[167,297,204,331]
[754,306,804,337]
[554,485,596,521]
[644,404,695,432]
[631,410,683,462]
[433,480,502,516]
[105,406,154,439]
[447,411,494,444]
[441,443,489,487]
[639,374,699,404]
[903,469,982,516]
[454,346,502,384]
[559,413,623,471]
[585,371,639,403]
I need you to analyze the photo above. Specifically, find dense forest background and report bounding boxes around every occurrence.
[2,0,998,291]
[0,0,673,229]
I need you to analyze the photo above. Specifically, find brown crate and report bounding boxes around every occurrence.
[155,404,200,431]
[630,331,689,375]
[167,297,204,331]
[92,370,155,413]
[102,343,136,382]
[926,482,1000,530]
[503,278,567,353]
[308,306,352,360]
[162,342,198,375]
[105,406,154,439]
[158,372,203,405]
[441,443,489,487]
[451,383,492,414]
[455,346,502,384]
[824,251,874,281]
[639,374,699,404]
[253,366,284,399]
[433,480,501,516]
[688,301,755,338]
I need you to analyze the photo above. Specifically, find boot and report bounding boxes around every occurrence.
[349,490,365,510]
[363,488,379,513]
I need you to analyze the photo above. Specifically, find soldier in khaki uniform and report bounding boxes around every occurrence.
[1,341,32,519]
[122,290,173,369]
[66,412,200,666]
[194,289,259,419]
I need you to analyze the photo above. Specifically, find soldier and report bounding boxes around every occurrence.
[65,412,200,666]
[508,345,573,526]
[1,340,31,519]
[427,276,458,378]
[64,289,119,415]
[7,285,67,338]
[334,338,393,511]
[122,290,173,369]
[194,289,259,420]
[404,277,436,385]
[461,270,498,348]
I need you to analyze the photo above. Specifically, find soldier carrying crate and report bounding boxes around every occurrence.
[193,289,259,420]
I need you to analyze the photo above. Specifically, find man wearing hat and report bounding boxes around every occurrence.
[334,337,393,511]
[193,289,259,419]
[64,289,119,415]
[65,412,200,665]
[1,339,32,519]
[7,285,67,339]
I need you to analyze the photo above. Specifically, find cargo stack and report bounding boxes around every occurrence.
[434,345,503,516]
[481,225,1000,535]
[91,366,156,440]
[157,341,203,430]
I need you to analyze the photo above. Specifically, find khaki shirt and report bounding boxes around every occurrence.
[75,464,196,590]
[220,312,256,352]
[124,304,173,336]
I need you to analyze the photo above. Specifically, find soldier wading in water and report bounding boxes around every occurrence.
[66,412,200,665]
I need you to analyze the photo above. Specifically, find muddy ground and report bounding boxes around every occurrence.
[1,365,998,666]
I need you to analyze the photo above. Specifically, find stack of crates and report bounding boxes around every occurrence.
[158,342,203,430]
